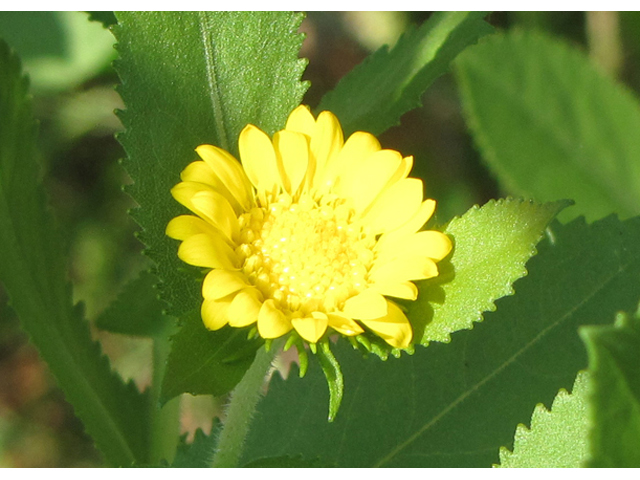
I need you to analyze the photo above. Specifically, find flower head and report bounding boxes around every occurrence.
[167,106,451,349]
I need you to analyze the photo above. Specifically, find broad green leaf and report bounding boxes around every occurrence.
[0,11,115,93]
[456,30,640,222]
[161,310,263,403]
[410,198,569,345]
[96,270,170,337]
[113,12,308,318]
[241,215,640,467]
[0,40,149,466]
[581,308,640,467]
[497,371,590,468]
[318,11,493,136]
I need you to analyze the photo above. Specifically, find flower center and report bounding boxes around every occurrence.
[238,194,375,315]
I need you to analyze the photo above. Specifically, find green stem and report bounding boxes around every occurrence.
[210,344,277,468]
[149,323,181,465]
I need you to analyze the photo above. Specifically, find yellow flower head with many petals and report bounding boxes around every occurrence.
[166,106,452,349]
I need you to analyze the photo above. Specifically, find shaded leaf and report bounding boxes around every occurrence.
[96,270,170,337]
[497,371,590,468]
[0,40,149,466]
[171,426,220,468]
[318,11,493,136]
[457,30,640,222]
[411,198,569,344]
[161,310,262,402]
[113,11,308,318]
[581,307,640,467]
[241,215,640,467]
[244,455,327,468]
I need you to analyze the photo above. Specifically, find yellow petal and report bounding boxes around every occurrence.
[310,111,343,191]
[327,313,364,336]
[343,289,388,320]
[195,145,253,210]
[201,295,233,330]
[370,256,439,283]
[360,301,412,348]
[376,230,452,264]
[273,130,309,194]
[335,131,381,174]
[362,178,423,234]
[377,199,437,249]
[170,181,213,213]
[285,105,316,137]
[177,233,239,269]
[239,124,280,195]
[166,215,219,241]
[190,190,239,241]
[180,161,242,213]
[337,149,402,213]
[202,269,250,299]
[370,281,418,300]
[227,289,262,328]
[291,312,329,343]
[257,299,292,339]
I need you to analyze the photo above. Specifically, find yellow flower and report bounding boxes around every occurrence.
[166,106,452,349]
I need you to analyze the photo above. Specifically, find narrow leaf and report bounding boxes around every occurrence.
[318,11,493,136]
[457,30,640,222]
[113,12,308,317]
[411,198,569,344]
[497,371,590,468]
[241,215,640,467]
[0,40,149,466]
[316,340,344,422]
[581,308,640,467]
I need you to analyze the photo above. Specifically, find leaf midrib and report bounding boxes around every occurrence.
[373,244,638,467]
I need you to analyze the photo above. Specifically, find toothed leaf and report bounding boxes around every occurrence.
[0,40,149,466]
[319,11,493,136]
[113,11,308,318]
[410,198,569,345]
[497,371,590,468]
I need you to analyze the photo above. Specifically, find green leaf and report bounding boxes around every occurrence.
[497,371,590,468]
[243,455,327,468]
[318,11,493,136]
[96,270,170,337]
[456,30,640,222]
[0,11,115,93]
[411,198,569,345]
[161,310,263,402]
[0,40,149,466]
[241,215,640,467]
[113,11,308,318]
[87,11,117,28]
[581,308,640,467]
[170,426,220,468]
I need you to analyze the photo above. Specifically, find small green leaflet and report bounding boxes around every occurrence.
[410,197,569,345]
[319,11,493,136]
[457,30,640,222]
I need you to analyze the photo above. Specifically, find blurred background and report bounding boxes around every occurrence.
[0,11,636,466]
